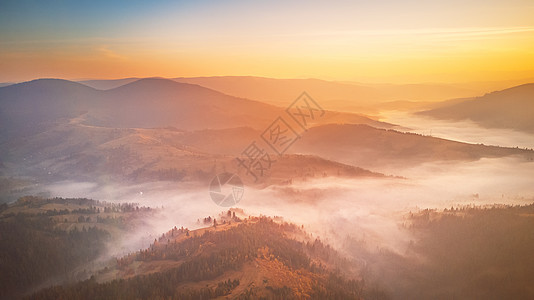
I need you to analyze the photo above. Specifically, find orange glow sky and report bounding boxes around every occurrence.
[1,0,534,83]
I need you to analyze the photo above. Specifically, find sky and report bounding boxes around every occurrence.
[1,0,534,83]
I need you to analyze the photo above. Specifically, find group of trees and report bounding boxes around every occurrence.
[354,203,534,299]
[15,196,104,207]
[198,210,242,227]
[0,214,110,299]
[8,196,152,214]
[31,277,240,300]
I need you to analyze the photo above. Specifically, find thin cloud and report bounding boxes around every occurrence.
[96,45,127,60]
[280,26,534,40]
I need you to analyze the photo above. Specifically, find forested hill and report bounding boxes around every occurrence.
[30,216,388,300]
[0,197,154,300]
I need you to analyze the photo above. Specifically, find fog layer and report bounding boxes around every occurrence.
[381,110,534,149]
[41,156,534,256]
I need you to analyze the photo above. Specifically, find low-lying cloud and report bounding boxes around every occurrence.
[40,155,534,258]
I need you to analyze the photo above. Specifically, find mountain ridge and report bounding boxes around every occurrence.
[0,78,392,135]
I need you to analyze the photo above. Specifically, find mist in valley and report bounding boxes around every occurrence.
[381,110,534,149]
[40,155,534,253]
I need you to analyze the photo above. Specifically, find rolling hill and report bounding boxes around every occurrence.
[290,124,534,170]
[0,121,386,194]
[154,124,533,171]
[418,83,534,133]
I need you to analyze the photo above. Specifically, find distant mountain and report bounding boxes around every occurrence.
[0,79,99,140]
[0,78,281,136]
[74,76,479,113]
[89,77,283,130]
[174,76,383,108]
[0,78,392,142]
[291,124,533,170]
[173,76,476,111]
[418,83,534,133]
